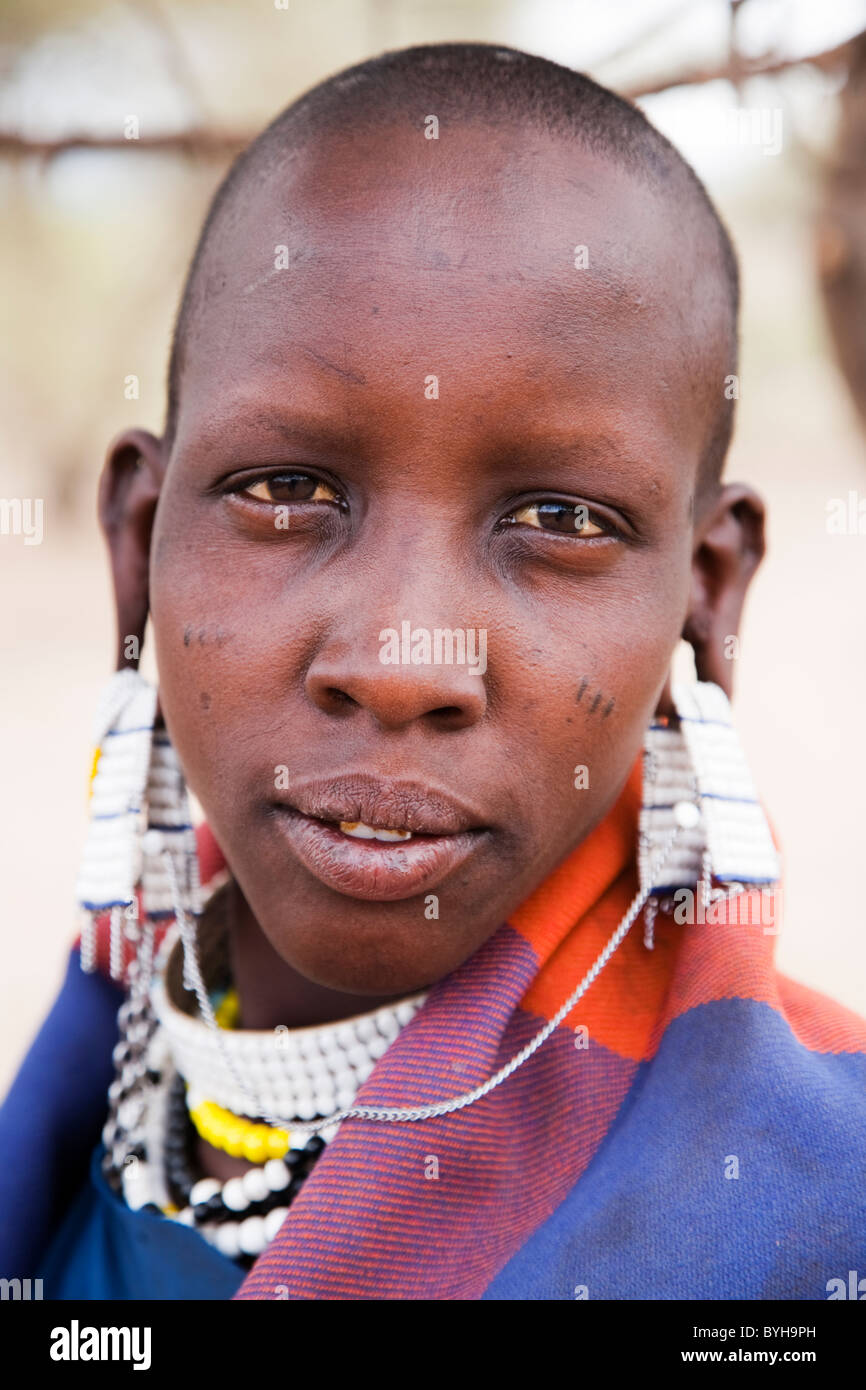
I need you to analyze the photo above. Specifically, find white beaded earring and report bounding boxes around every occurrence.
[76,669,157,980]
[76,669,201,987]
[638,678,779,950]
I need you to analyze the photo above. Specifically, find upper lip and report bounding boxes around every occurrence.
[271,772,486,836]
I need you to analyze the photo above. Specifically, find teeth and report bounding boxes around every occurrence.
[338,821,413,842]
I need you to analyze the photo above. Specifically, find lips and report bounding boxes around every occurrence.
[268,773,488,901]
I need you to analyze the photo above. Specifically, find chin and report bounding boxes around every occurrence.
[261,901,482,997]
[281,944,435,998]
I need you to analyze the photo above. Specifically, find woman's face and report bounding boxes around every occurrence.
[148,124,719,995]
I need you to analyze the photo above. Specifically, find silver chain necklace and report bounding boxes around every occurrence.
[162,823,681,1138]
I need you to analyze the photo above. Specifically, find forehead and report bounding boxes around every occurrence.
[177,122,715,466]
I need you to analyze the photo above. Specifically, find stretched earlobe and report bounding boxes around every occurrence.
[98,429,165,672]
[681,483,766,699]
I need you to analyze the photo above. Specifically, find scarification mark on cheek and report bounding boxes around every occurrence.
[182,623,234,649]
[576,680,616,721]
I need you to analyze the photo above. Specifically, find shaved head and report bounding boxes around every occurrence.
[127,42,766,998]
[164,43,739,496]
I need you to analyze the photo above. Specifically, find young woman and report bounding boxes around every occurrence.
[2,43,864,1301]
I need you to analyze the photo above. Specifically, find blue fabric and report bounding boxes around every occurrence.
[37,1144,244,1300]
[0,946,122,1277]
[483,998,866,1300]
[5,947,865,1300]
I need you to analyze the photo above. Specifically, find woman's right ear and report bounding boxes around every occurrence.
[98,429,166,672]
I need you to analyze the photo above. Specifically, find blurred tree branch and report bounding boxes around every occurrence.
[622,32,859,99]
[128,0,210,128]
[1,11,864,449]
[0,34,860,160]
[0,129,248,159]
[817,30,866,438]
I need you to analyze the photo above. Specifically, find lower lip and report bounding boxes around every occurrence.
[270,807,484,902]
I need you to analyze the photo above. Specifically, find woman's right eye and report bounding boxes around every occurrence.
[241,473,343,506]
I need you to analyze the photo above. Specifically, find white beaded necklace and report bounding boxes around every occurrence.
[107,923,428,1260]
[110,779,721,1261]
[168,820,686,1143]
[153,925,428,1126]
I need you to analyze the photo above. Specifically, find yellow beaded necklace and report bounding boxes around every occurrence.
[186,989,292,1164]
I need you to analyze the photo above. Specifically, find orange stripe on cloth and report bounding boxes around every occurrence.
[641,908,866,1059]
[507,756,681,1063]
[507,758,865,1064]
[508,757,642,957]
[776,973,866,1054]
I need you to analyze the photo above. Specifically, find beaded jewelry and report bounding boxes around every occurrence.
[173,976,426,1161]
[77,668,202,986]
[638,680,780,949]
[152,939,427,1126]
[76,669,156,981]
[100,914,428,1261]
[79,665,779,1265]
[186,1097,292,1164]
[150,680,775,1140]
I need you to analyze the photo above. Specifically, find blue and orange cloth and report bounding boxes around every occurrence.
[2,760,865,1298]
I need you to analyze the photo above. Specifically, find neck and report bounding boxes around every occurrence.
[225,880,410,1030]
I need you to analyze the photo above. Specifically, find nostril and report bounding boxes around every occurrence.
[429,705,473,728]
[325,687,358,709]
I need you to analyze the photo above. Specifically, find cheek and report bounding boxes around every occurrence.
[148,548,309,804]
[499,601,679,827]
[580,610,677,721]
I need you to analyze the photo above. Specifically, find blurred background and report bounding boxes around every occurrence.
[2,0,865,1093]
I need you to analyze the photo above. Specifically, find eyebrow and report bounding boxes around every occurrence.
[184,405,365,456]
[184,405,677,507]
[496,432,675,501]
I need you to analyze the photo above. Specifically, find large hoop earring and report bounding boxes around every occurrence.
[76,669,201,985]
[638,675,779,950]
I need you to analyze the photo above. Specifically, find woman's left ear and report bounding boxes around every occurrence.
[682,482,766,698]
[98,429,166,671]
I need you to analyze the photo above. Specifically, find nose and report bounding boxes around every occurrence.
[305,623,488,732]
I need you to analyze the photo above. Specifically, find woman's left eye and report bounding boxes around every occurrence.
[506,501,606,537]
[241,473,342,506]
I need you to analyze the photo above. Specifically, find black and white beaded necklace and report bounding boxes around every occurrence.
[101,898,427,1263]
